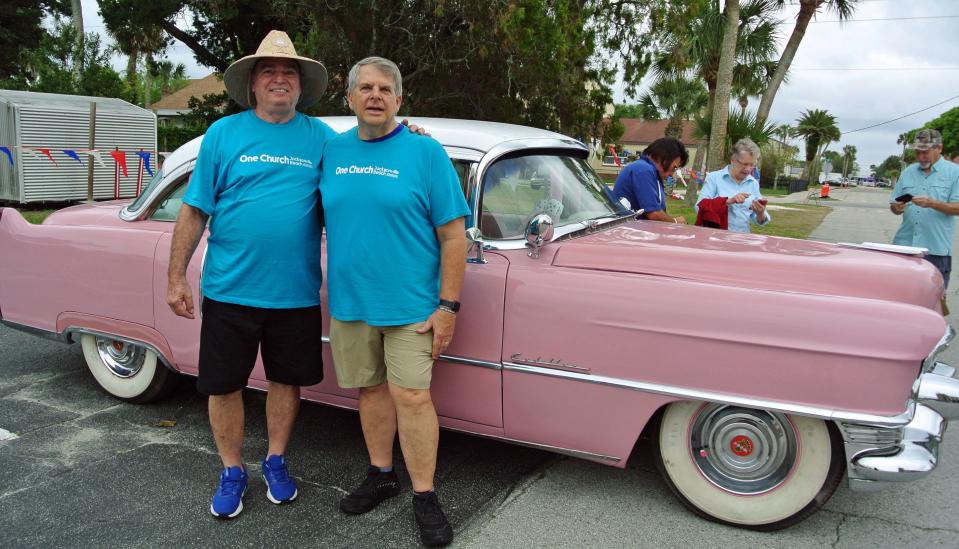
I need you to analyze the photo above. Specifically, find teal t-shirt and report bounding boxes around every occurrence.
[320,126,470,325]
[891,158,959,256]
[183,110,337,308]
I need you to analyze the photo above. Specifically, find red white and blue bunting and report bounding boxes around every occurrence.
[0,145,162,198]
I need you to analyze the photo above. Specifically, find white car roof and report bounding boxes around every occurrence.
[163,115,585,170]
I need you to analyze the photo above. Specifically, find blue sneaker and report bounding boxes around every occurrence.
[262,454,298,504]
[210,466,248,518]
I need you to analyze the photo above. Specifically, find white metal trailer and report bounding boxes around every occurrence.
[0,90,156,203]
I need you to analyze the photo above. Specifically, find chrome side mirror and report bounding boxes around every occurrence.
[465,227,487,264]
[525,214,554,259]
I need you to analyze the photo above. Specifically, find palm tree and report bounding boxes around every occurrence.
[841,144,856,178]
[70,0,83,82]
[773,123,792,189]
[651,0,781,169]
[792,109,840,185]
[756,0,858,125]
[637,75,709,138]
[708,0,741,171]
[103,18,167,107]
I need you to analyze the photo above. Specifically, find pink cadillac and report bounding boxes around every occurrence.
[2,117,958,530]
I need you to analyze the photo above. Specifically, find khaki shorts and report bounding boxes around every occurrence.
[330,318,435,389]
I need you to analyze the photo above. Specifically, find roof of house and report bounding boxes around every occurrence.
[620,118,700,145]
[149,74,225,111]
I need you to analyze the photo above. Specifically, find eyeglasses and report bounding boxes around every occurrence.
[732,157,757,169]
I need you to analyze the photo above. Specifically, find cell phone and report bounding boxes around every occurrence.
[756,198,768,206]
[895,193,914,203]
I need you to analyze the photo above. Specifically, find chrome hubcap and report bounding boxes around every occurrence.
[690,404,798,495]
[94,337,146,378]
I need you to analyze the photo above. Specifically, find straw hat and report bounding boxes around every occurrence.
[223,30,328,109]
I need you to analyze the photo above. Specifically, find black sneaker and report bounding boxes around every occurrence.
[412,491,453,547]
[340,466,401,514]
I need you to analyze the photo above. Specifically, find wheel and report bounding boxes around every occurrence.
[80,334,178,403]
[655,401,845,530]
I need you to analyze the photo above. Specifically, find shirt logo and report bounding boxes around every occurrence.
[239,153,313,168]
[334,165,400,179]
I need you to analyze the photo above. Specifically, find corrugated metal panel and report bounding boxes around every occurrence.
[0,90,157,203]
[0,101,18,201]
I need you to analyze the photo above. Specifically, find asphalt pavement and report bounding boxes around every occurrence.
[2,186,958,548]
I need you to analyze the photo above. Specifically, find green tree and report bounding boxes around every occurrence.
[649,0,780,169]
[636,75,708,137]
[614,104,645,119]
[840,144,857,177]
[756,0,858,125]
[792,109,840,184]
[872,154,902,182]
[759,140,797,186]
[903,106,959,158]
[0,1,70,84]
[5,17,131,100]
[707,0,740,171]
[99,0,618,143]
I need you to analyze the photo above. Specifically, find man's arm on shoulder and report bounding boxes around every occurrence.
[417,217,467,359]
[166,204,209,319]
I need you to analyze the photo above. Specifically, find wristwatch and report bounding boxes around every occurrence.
[438,299,460,314]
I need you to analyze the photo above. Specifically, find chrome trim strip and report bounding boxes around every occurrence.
[438,355,503,370]
[320,336,502,370]
[846,404,943,487]
[922,325,954,373]
[503,362,915,427]
[442,425,621,464]
[0,320,70,343]
[119,160,195,221]
[479,214,632,251]
[61,327,177,373]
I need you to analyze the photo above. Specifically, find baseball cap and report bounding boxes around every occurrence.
[909,129,943,151]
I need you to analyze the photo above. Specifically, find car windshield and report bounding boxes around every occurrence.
[126,166,168,212]
[478,153,627,240]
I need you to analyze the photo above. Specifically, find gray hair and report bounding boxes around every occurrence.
[347,57,403,96]
[730,138,760,161]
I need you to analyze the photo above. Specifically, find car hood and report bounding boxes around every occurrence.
[42,201,132,228]
[552,221,943,309]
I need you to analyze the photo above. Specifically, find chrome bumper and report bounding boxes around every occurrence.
[840,362,959,492]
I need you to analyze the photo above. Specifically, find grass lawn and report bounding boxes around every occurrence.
[666,199,830,239]
[16,208,56,224]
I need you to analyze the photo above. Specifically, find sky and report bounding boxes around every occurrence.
[81,0,959,173]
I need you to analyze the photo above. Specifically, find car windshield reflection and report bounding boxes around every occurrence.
[478,154,626,239]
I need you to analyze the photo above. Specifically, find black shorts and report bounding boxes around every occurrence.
[197,298,324,395]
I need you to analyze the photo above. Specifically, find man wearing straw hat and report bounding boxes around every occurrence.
[166,30,334,519]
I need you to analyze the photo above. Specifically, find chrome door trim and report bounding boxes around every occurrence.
[320,336,502,371]
[502,362,915,427]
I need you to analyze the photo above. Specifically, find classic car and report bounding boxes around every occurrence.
[2,117,958,531]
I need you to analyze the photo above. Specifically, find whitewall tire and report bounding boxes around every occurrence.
[656,401,844,530]
[80,334,177,403]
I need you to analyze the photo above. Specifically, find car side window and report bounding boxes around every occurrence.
[451,159,476,228]
[451,160,471,198]
[149,174,191,222]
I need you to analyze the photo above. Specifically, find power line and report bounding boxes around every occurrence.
[842,93,959,134]
[792,67,959,71]
[809,15,959,23]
